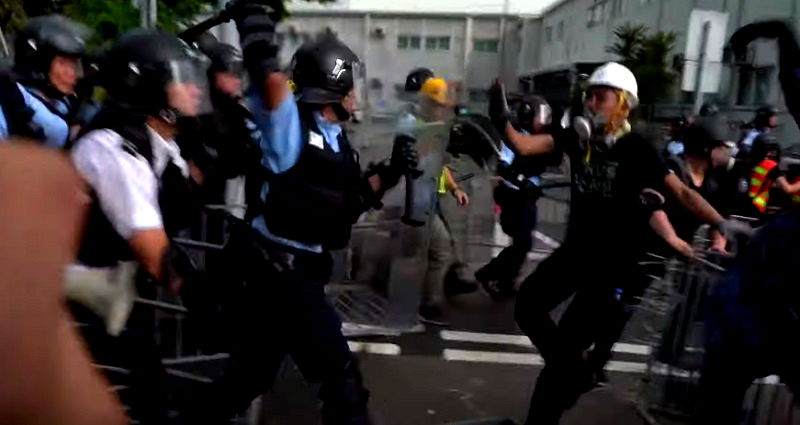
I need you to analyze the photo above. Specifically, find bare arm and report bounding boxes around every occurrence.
[664,173,725,225]
[504,123,556,156]
[129,229,170,281]
[0,145,127,425]
[776,176,800,194]
[443,166,459,192]
[649,210,694,257]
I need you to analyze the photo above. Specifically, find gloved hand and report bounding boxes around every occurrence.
[232,1,279,80]
[488,79,513,135]
[390,134,419,175]
[715,219,754,239]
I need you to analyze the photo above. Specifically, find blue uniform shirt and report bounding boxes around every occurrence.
[0,83,70,148]
[499,134,542,189]
[246,91,344,253]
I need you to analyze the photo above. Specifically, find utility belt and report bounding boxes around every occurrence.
[246,228,334,283]
[497,163,542,200]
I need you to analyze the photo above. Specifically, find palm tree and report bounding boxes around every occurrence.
[606,24,647,68]
[608,23,677,104]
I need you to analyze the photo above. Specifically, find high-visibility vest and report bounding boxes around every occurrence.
[748,159,778,212]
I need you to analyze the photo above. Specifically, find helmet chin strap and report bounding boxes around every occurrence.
[332,102,351,122]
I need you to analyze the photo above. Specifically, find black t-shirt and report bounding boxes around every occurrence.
[559,131,669,256]
[660,156,727,242]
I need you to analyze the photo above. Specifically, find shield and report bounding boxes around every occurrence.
[447,113,503,170]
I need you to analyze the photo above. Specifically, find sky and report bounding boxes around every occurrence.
[288,0,563,16]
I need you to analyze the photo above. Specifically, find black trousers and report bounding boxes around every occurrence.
[694,338,800,424]
[515,244,642,425]
[480,184,538,283]
[193,237,370,425]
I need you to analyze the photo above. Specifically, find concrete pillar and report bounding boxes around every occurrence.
[463,16,474,93]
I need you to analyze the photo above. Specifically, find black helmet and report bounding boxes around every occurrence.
[204,42,244,76]
[516,95,551,134]
[699,103,719,117]
[751,134,781,162]
[291,34,359,105]
[102,30,206,119]
[754,105,779,128]
[14,15,90,85]
[683,116,730,157]
[405,67,434,93]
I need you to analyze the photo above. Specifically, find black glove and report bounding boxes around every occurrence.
[232,2,279,81]
[488,79,513,134]
[390,134,420,176]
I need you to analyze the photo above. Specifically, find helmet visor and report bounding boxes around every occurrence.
[166,57,210,117]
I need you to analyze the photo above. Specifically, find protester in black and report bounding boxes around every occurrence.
[490,62,735,425]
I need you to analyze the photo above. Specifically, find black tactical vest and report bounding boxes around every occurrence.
[260,106,362,250]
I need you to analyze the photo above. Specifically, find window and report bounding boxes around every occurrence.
[474,38,499,52]
[425,36,450,51]
[468,88,488,102]
[587,1,607,26]
[736,66,774,105]
[545,26,552,42]
[557,21,564,39]
[397,35,421,50]
[611,0,625,16]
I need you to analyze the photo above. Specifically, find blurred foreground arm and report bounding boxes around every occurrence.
[0,145,126,425]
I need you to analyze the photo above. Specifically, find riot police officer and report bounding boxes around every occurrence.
[69,29,203,424]
[0,15,89,146]
[476,94,555,298]
[193,4,417,423]
[739,105,779,159]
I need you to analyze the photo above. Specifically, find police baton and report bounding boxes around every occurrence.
[400,161,425,227]
[177,0,285,42]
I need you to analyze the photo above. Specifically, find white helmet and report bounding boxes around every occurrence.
[588,62,639,108]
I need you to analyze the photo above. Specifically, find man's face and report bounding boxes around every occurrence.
[49,56,81,95]
[167,81,202,117]
[585,86,621,119]
[214,72,243,98]
[342,89,358,116]
[710,144,733,169]
[769,115,778,128]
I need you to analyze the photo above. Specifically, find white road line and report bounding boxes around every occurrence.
[440,330,652,356]
[444,349,543,366]
[443,349,647,374]
[348,341,402,356]
[534,230,561,249]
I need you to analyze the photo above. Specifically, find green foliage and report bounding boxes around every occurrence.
[64,0,140,47]
[608,23,677,104]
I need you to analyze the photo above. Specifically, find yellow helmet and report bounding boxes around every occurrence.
[420,77,454,106]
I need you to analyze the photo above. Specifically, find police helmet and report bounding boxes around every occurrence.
[405,67,434,93]
[516,95,552,134]
[754,105,779,129]
[751,134,781,162]
[14,15,90,84]
[291,34,359,105]
[699,103,719,117]
[683,116,730,157]
[102,30,207,120]
[205,42,244,77]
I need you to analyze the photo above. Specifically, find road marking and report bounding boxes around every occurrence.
[348,341,401,356]
[534,230,561,249]
[444,349,543,366]
[443,349,648,374]
[440,330,651,356]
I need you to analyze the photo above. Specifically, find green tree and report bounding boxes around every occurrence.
[607,23,677,104]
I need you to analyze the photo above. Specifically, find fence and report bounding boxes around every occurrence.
[636,226,800,425]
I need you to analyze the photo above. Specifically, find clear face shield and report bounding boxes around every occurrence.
[349,61,365,120]
[165,52,211,117]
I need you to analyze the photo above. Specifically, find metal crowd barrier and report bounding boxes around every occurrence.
[636,225,800,425]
